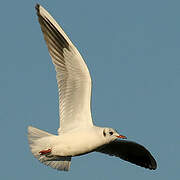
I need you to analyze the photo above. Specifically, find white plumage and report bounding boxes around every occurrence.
[28,4,157,171]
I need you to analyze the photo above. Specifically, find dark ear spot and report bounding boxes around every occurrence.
[103,129,106,137]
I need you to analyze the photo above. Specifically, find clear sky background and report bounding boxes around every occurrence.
[0,0,179,179]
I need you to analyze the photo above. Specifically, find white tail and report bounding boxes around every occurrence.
[27,126,71,171]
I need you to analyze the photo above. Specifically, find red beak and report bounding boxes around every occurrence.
[116,134,127,139]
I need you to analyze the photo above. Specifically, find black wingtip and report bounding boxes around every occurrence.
[149,156,157,170]
[35,3,40,13]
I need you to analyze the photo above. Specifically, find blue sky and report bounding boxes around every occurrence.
[0,0,180,179]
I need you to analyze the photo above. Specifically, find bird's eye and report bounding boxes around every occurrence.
[109,131,113,135]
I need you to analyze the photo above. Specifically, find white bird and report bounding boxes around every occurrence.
[28,4,157,171]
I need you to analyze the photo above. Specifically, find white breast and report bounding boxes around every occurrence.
[51,127,105,156]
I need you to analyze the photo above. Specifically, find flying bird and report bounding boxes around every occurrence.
[28,4,157,171]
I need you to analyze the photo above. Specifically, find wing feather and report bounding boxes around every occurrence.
[96,140,157,170]
[35,4,93,133]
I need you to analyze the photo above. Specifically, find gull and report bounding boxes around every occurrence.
[28,4,157,171]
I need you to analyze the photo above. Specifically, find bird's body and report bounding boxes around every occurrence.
[28,4,157,171]
[34,126,109,157]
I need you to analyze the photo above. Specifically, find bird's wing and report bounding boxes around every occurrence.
[96,140,157,170]
[40,156,71,171]
[35,4,93,133]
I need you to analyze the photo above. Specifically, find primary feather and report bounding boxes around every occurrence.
[36,4,93,133]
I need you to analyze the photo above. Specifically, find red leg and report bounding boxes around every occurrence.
[39,149,51,155]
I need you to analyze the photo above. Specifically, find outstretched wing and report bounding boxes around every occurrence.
[35,4,93,133]
[96,140,157,170]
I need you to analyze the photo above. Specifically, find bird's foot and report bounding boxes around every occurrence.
[39,148,51,155]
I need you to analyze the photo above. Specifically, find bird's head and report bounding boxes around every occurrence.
[102,128,127,142]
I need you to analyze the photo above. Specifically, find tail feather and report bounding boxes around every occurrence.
[28,126,52,143]
[27,126,71,171]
